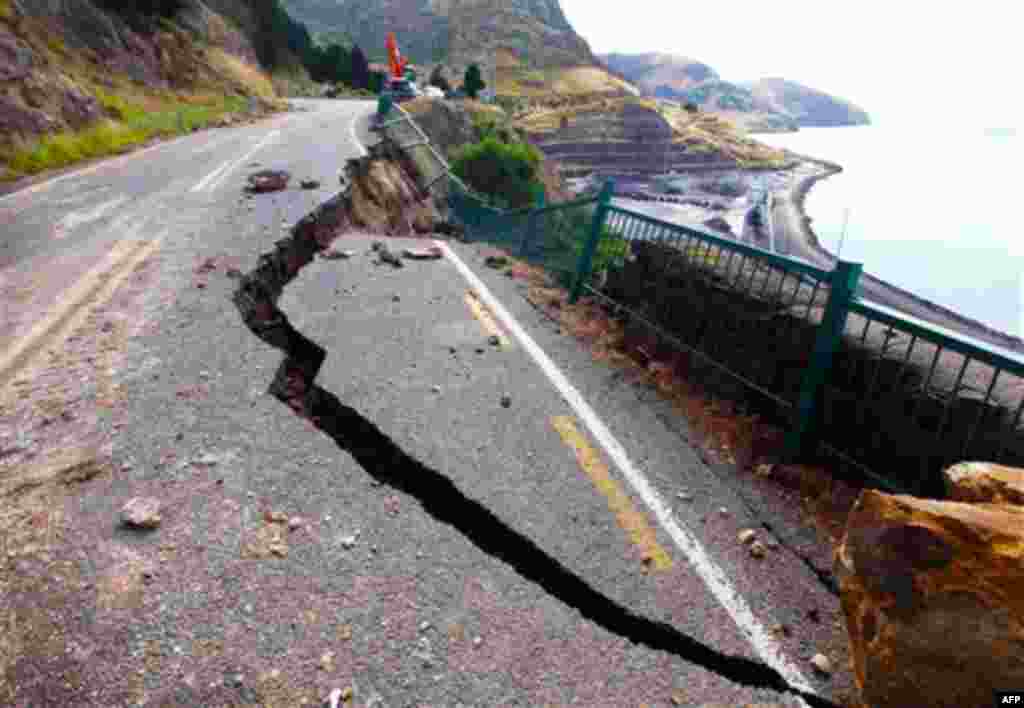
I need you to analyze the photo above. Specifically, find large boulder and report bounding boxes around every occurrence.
[835,489,1024,708]
[943,461,1024,506]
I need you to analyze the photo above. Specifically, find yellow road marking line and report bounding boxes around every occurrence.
[551,415,673,573]
[0,238,162,392]
[464,291,513,349]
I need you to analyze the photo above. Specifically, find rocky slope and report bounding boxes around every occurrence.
[281,0,608,95]
[0,0,301,176]
[598,52,718,97]
[601,52,869,132]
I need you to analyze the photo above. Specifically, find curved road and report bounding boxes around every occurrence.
[1,100,852,707]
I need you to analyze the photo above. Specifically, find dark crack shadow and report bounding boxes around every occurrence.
[229,187,840,708]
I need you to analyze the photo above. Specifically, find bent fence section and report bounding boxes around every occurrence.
[375,98,1024,496]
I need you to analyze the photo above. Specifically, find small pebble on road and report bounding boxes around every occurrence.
[811,653,832,675]
[120,498,162,529]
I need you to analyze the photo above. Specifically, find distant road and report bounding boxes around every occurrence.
[1,98,378,372]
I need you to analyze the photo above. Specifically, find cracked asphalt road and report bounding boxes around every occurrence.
[1,98,854,707]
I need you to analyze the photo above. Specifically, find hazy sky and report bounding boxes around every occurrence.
[560,0,1022,127]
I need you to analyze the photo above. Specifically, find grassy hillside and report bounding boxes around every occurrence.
[0,0,294,180]
[495,47,637,99]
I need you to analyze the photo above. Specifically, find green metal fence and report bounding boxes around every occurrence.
[376,95,1024,495]
[586,203,1024,496]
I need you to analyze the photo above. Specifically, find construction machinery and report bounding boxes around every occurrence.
[382,32,419,102]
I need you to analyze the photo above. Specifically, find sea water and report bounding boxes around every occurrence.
[760,125,1023,338]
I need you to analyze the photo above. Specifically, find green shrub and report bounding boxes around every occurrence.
[451,136,543,209]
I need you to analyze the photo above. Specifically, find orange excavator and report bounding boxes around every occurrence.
[386,32,409,81]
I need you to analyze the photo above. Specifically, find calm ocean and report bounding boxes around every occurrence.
[759,125,1023,339]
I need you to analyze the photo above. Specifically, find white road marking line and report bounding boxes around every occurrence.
[437,240,816,703]
[349,110,368,157]
[52,196,129,240]
[203,130,281,193]
[191,158,234,193]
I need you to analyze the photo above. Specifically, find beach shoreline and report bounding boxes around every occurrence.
[774,152,1024,356]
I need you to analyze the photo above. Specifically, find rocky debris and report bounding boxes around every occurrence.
[324,687,352,708]
[120,497,162,529]
[0,94,57,134]
[61,84,102,129]
[748,541,767,558]
[246,170,291,194]
[835,487,1024,708]
[500,395,512,408]
[402,246,444,260]
[702,216,733,234]
[943,461,1024,505]
[0,31,35,82]
[373,243,403,268]
[810,653,832,675]
[737,529,757,545]
[340,533,359,549]
[320,248,355,260]
[345,153,441,235]
[301,179,321,190]
[487,335,501,347]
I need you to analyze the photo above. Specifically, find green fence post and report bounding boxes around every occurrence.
[569,179,614,304]
[520,191,545,257]
[377,95,393,122]
[784,259,863,461]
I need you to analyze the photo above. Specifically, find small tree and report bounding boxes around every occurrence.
[428,65,451,93]
[463,63,485,99]
[368,71,386,94]
[350,44,370,90]
[451,136,542,209]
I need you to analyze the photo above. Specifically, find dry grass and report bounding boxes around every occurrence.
[499,62,636,98]
[207,47,276,99]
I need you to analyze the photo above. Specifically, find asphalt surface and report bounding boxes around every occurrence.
[1,99,852,707]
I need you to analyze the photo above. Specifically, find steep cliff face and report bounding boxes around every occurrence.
[0,0,296,175]
[281,0,596,83]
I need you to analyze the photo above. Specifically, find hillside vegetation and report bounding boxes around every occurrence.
[0,0,308,179]
[282,0,599,94]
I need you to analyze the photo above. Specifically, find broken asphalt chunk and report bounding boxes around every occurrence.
[320,248,355,260]
[402,246,443,260]
[245,170,290,193]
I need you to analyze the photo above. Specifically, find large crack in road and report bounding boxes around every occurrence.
[230,187,840,708]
